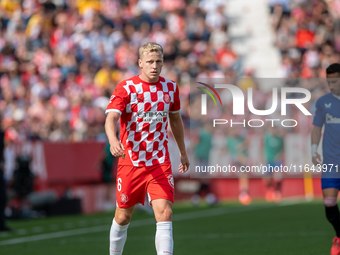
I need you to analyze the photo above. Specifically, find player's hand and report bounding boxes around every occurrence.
[312,152,322,165]
[179,153,190,173]
[110,140,125,157]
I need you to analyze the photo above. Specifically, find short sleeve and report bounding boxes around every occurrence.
[312,99,324,127]
[105,83,129,115]
[170,83,180,113]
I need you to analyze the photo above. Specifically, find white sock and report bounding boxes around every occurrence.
[155,221,173,255]
[109,218,129,255]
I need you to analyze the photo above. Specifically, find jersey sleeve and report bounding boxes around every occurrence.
[170,83,180,114]
[312,98,324,127]
[105,83,130,115]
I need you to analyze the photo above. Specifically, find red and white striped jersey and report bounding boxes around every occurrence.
[106,76,180,167]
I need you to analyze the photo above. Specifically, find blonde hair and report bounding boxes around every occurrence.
[139,42,163,59]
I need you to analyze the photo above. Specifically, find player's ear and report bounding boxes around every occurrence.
[138,58,143,68]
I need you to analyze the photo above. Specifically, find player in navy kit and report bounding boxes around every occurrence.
[312,63,340,255]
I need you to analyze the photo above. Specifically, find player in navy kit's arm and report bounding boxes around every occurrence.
[312,63,340,255]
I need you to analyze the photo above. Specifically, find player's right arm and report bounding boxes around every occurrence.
[311,125,322,165]
[105,83,129,158]
[105,112,125,157]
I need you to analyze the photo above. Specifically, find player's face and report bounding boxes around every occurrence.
[326,72,340,96]
[139,51,163,82]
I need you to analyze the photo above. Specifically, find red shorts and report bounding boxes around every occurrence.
[116,164,174,208]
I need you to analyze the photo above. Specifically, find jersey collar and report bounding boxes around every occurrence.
[332,93,340,100]
[137,75,160,85]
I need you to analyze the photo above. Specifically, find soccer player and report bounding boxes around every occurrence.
[105,42,189,255]
[312,63,340,255]
[226,126,251,205]
[263,125,284,203]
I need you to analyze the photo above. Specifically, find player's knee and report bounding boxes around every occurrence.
[156,207,172,222]
[115,211,132,225]
[324,197,337,207]
[164,207,173,221]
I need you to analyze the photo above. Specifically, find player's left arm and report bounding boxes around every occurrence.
[169,112,189,173]
[311,98,324,165]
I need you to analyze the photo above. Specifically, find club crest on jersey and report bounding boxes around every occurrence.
[164,94,171,104]
[120,194,129,203]
[325,103,331,108]
[168,175,174,188]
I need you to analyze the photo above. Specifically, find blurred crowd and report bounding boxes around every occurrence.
[270,0,340,79]
[0,0,237,142]
[0,0,337,168]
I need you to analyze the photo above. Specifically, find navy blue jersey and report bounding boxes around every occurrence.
[313,93,340,170]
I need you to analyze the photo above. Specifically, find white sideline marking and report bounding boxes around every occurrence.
[0,202,301,246]
[36,230,330,244]
[0,226,109,246]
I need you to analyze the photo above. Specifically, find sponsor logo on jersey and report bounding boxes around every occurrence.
[326,113,340,124]
[164,94,171,104]
[168,175,174,188]
[120,193,129,203]
[137,111,168,122]
[325,103,332,108]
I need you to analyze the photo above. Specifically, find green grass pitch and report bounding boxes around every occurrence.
[0,200,334,254]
